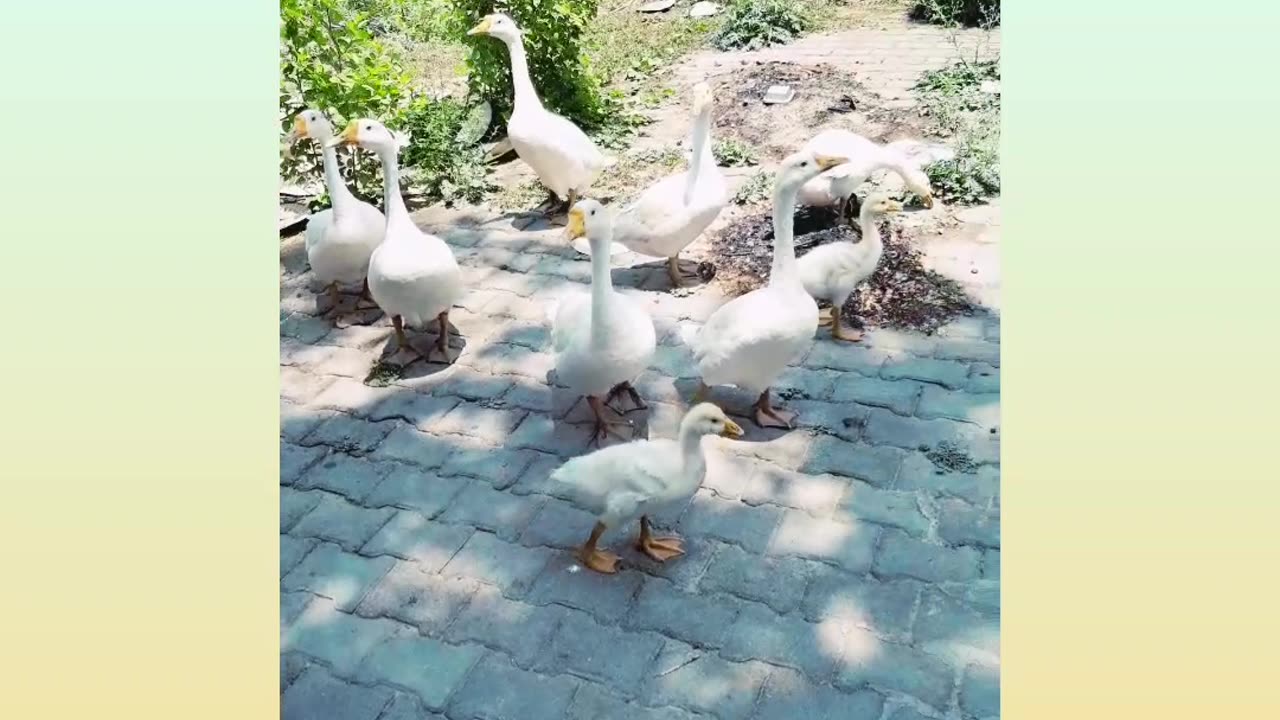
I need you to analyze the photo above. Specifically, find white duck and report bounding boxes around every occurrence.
[468,13,607,220]
[612,82,727,286]
[686,150,848,429]
[550,402,744,574]
[797,193,903,342]
[552,198,658,444]
[286,109,385,316]
[797,129,946,222]
[329,119,463,363]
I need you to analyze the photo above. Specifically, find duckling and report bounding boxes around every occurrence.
[797,193,903,342]
[550,403,744,574]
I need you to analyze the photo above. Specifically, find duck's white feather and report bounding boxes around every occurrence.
[551,278,656,398]
[509,108,606,199]
[691,284,817,394]
[366,217,462,328]
[305,202,385,285]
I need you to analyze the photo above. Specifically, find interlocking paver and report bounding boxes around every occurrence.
[280,17,1000,718]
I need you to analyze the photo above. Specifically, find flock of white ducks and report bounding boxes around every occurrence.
[286,12,944,574]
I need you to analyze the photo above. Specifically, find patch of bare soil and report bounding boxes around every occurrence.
[710,61,934,162]
[710,212,976,334]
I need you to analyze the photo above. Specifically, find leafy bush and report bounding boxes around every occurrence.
[453,0,608,129]
[732,171,773,205]
[713,138,759,167]
[911,0,1000,28]
[713,0,812,51]
[398,97,495,205]
[348,0,459,42]
[280,0,413,196]
[914,60,1000,204]
[925,145,999,204]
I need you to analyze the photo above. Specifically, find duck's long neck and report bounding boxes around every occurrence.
[589,235,614,347]
[377,149,410,230]
[684,106,714,205]
[769,183,801,285]
[677,431,709,490]
[506,37,543,113]
[320,143,357,216]
[873,148,912,181]
[858,211,885,255]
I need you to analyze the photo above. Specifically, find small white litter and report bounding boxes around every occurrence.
[762,84,794,105]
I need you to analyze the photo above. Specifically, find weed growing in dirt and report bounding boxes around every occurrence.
[732,171,774,205]
[399,96,496,205]
[364,360,404,387]
[915,59,1000,204]
[713,138,759,167]
[925,440,980,473]
[713,0,813,51]
[911,0,1000,29]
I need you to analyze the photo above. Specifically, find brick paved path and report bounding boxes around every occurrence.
[280,21,1000,720]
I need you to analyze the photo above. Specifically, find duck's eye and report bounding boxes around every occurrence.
[801,161,809,168]
[365,124,373,130]
[590,210,596,216]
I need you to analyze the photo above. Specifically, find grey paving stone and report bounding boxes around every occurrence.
[433,402,528,445]
[440,483,544,542]
[363,464,468,519]
[626,576,739,649]
[874,528,982,583]
[281,590,314,630]
[310,377,398,416]
[282,399,329,443]
[370,424,459,469]
[445,583,564,669]
[541,607,664,699]
[982,549,999,580]
[967,363,999,393]
[509,450,574,498]
[520,497,599,550]
[916,387,999,426]
[366,392,460,427]
[356,634,484,712]
[721,601,842,681]
[801,437,905,487]
[835,639,955,711]
[355,560,478,634]
[753,666,886,720]
[281,652,310,693]
[507,414,599,457]
[291,492,395,552]
[281,542,395,612]
[645,651,772,720]
[302,414,397,456]
[677,491,782,554]
[940,579,1000,614]
[838,480,930,537]
[803,342,893,376]
[774,366,839,401]
[281,313,333,344]
[937,498,1000,548]
[360,510,473,572]
[422,366,515,401]
[281,369,336,407]
[887,708,935,720]
[282,488,323,532]
[639,534,721,592]
[738,465,848,518]
[281,596,402,676]
[914,589,999,666]
[297,452,389,502]
[281,535,317,578]
[961,664,1000,718]
[289,343,379,378]
[281,665,393,720]
[499,377,558,414]
[767,509,879,574]
[896,453,999,506]
[879,358,969,389]
[933,338,1000,365]
[282,443,327,486]
[831,375,922,416]
[439,446,539,490]
[698,544,811,614]
[528,554,645,623]
[800,566,919,639]
[863,407,974,452]
[567,682,701,720]
[448,654,579,720]
[441,531,554,599]
[377,692,446,720]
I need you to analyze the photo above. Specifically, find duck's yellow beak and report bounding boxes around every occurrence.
[919,193,934,209]
[468,17,493,36]
[287,115,308,143]
[814,154,849,171]
[325,121,359,148]
[720,419,744,438]
[565,207,587,241]
[886,200,905,213]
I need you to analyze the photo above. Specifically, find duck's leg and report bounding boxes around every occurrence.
[429,311,457,365]
[842,194,861,228]
[587,395,633,446]
[830,302,864,343]
[604,381,648,415]
[578,522,620,574]
[816,306,835,327]
[667,253,706,286]
[635,515,684,562]
[392,315,410,350]
[351,278,380,311]
[753,388,797,430]
[549,189,577,226]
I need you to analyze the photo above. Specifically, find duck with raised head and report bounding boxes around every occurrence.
[328,119,463,364]
[685,150,849,430]
[550,403,744,574]
[551,198,657,445]
[467,13,608,222]
[285,109,385,319]
[797,128,943,223]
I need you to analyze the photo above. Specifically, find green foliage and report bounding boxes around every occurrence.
[915,59,1000,205]
[452,1,608,129]
[712,0,812,51]
[732,171,774,205]
[713,138,758,167]
[280,0,413,196]
[911,0,1000,28]
[349,0,460,42]
[398,97,497,205]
